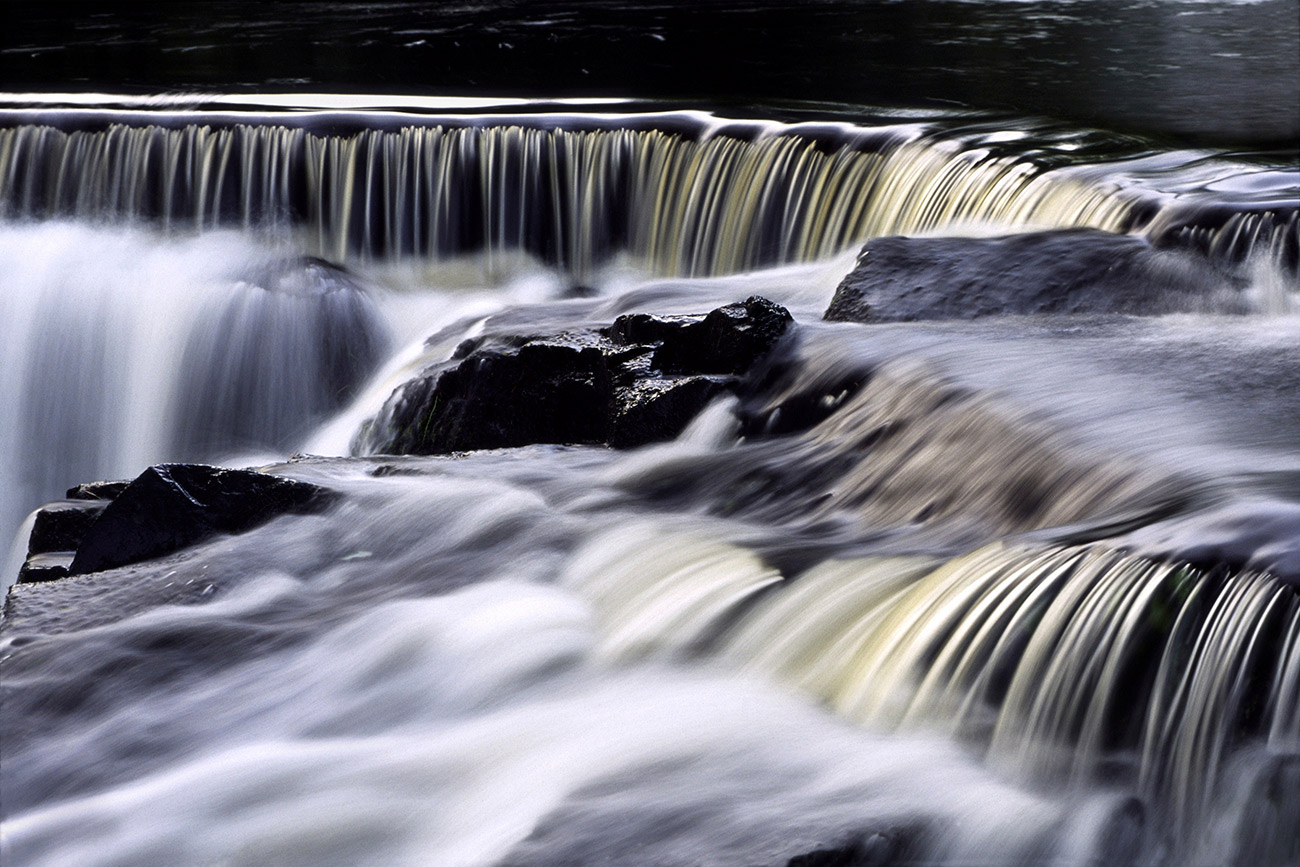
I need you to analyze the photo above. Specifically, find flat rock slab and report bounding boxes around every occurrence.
[16,552,75,585]
[68,464,334,575]
[824,228,1246,323]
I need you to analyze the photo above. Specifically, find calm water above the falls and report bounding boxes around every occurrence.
[3,2,1300,865]
[5,0,1299,146]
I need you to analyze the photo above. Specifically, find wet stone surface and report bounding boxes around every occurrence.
[360,296,794,456]
[68,464,335,576]
[824,229,1247,324]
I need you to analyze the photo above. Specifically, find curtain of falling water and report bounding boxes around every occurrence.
[1,121,1145,277]
[568,530,1300,862]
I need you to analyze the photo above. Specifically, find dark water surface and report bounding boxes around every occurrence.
[4,0,1299,146]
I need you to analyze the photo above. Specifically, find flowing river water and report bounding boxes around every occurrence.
[1,4,1299,865]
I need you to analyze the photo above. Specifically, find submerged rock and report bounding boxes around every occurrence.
[171,256,391,456]
[824,228,1247,323]
[67,464,334,575]
[1146,201,1298,275]
[359,296,793,456]
[627,358,1192,547]
[497,748,929,867]
[1118,497,1300,586]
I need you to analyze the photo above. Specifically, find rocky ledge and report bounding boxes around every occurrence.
[824,228,1247,323]
[11,298,794,588]
[14,464,334,584]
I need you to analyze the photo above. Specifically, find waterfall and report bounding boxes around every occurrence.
[567,529,1300,862]
[7,113,1296,280]
[3,103,1298,866]
[0,109,1184,546]
[1,114,1159,277]
[0,224,391,559]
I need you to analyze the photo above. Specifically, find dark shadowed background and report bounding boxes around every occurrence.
[3,0,1298,148]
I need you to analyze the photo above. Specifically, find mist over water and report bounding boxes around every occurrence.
[3,2,1299,865]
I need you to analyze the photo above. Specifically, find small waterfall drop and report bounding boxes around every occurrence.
[2,114,1158,277]
[0,223,392,551]
[567,529,1300,863]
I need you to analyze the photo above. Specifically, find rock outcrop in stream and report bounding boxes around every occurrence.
[358,296,794,455]
[824,228,1247,323]
[15,464,335,582]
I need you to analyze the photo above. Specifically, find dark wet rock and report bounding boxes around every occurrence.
[68,464,335,576]
[17,552,74,584]
[359,297,793,456]
[824,228,1247,323]
[610,376,737,448]
[612,296,794,375]
[172,256,392,456]
[26,499,107,556]
[377,334,618,454]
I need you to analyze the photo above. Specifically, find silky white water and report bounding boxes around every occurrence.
[2,107,1298,866]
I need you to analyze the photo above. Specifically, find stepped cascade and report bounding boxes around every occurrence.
[2,83,1298,867]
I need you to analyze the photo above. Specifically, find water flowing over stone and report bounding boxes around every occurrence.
[171,256,391,456]
[2,95,1298,867]
[0,225,393,555]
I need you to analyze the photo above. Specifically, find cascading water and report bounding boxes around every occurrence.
[570,528,1300,860]
[0,109,1165,551]
[2,88,1298,867]
[0,222,392,559]
[1,114,1152,275]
